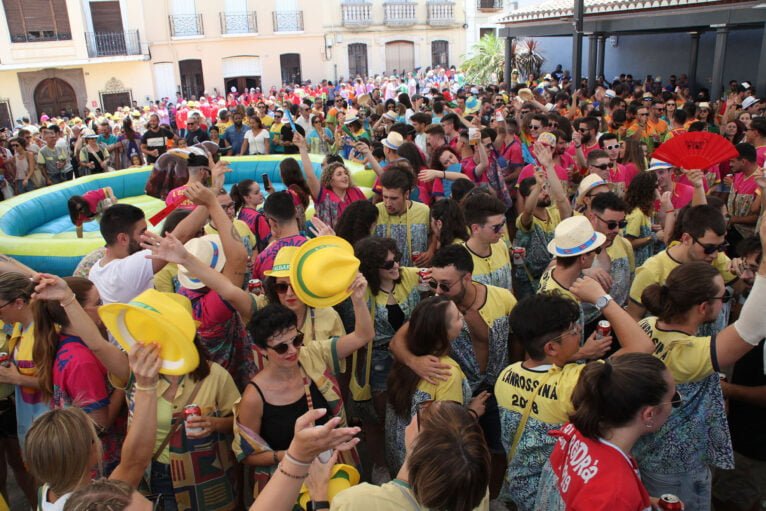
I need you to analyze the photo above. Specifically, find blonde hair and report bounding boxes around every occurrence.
[25,408,102,496]
[320,162,350,189]
[64,478,134,511]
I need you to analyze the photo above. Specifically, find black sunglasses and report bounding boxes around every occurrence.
[267,333,304,355]
[380,256,401,270]
[274,282,292,294]
[590,163,610,171]
[489,221,505,233]
[692,237,728,255]
[428,279,459,293]
[594,214,627,230]
[664,390,684,409]
[708,288,733,304]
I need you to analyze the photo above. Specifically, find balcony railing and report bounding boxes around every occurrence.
[169,14,204,37]
[272,11,304,32]
[10,31,71,43]
[427,1,455,25]
[477,0,503,10]
[384,2,417,26]
[85,30,142,57]
[342,3,372,26]
[220,11,257,34]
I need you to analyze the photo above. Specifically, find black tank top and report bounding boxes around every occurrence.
[250,380,330,450]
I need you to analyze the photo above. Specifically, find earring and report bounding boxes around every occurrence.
[646,422,654,429]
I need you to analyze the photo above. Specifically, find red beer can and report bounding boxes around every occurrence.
[248,279,263,295]
[0,352,9,367]
[417,268,432,292]
[595,320,611,339]
[658,494,684,510]
[184,404,203,434]
[512,247,526,266]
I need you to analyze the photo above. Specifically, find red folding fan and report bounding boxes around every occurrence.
[652,131,738,170]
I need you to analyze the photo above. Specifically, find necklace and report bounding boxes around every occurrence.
[458,283,479,313]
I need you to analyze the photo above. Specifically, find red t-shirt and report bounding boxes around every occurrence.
[547,423,652,511]
[75,188,107,225]
[517,162,569,185]
[756,146,766,168]
[501,136,524,168]
[565,141,600,169]
[670,181,695,210]
[165,185,195,210]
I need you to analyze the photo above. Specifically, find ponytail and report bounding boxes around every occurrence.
[230,179,254,213]
[570,353,668,439]
[641,262,719,322]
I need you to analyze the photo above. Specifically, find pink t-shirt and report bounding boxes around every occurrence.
[83,188,106,214]
[756,146,766,168]
[517,163,569,186]
[732,171,760,196]
[461,156,489,184]
[671,182,695,210]
[165,185,195,210]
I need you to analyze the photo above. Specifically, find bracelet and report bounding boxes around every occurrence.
[60,294,77,307]
[467,408,480,420]
[665,209,675,214]
[278,463,308,479]
[134,383,158,392]
[443,170,447,179]
[284,451,313,467]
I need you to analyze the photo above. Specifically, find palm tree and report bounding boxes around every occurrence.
[460,33,546,85]
[461,33,506,85]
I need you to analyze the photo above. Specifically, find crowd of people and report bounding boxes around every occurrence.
[0,65,764,511]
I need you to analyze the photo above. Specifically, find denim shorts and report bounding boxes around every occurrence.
[150,460,178,511]
[370,348,393,394]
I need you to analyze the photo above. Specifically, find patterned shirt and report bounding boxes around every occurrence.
[464,241,513,292]
[374,201,430,267]
[624,208,654,267]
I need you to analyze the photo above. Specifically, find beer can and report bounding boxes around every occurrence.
[248,279,263,295]
[0,352,9,367]
[184,404,204,434]
[658,494,684,510]
[512,247,526,265]
[595,320,611,339]
[411,251,422,263]
[417,268,432,292]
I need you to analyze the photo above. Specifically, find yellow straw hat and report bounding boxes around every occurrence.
[264,246,298,278]
[298,464,360,509]
[178,235,227,290]
[99,289,200,375]
[289,236,359,308]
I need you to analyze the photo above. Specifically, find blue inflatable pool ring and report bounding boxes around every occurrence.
[0,155,374,276]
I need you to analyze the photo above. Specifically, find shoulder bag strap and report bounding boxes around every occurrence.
[508,370,554,461]
[152,377,205,461]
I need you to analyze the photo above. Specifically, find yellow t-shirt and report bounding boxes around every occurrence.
[154,263,179,293]
[515,205,561,234]
[303,307,346,345]
[374,201,430,267]
[464,241,512,291]
[629,246,736,305]
[332,480,490,511]
[638,316,714,383]
[624,207,652,239]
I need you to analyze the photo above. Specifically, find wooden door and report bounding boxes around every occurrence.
[280,54,301,86]
[34,78,78,119]
[101,92,132,115]
[179,59,205,99]
[348,43,368,79]
[385,41,414,75]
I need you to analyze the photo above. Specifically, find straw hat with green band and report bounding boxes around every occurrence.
[99,289,200,376]
[289,236,360,308]
[263,246,298,278]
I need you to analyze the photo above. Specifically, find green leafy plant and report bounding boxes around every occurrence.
[460,33,545,85]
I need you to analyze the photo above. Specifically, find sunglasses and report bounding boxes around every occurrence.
[595,214,627,230]
[488,221,505,233]
[603,144,620,151]
[428,278,460,293]
[708,288,733,304]
[547,323,583,343]
[0,296,21,311]
[380,256,401,270]
[578,128,590,133]
[590,163,610,171]
[274,282,292,294]
[661,390,684,409]
[529,125,542,131]
[267,332,304,355]
[692,237,728,255]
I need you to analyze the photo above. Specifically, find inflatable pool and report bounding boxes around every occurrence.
[0,155,375,276]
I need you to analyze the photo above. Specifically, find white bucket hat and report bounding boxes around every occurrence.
[382,132,404,151]
[577,174,609,198]
[547,216,607,257]
[178,235,226,290]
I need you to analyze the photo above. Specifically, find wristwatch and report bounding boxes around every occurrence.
[595,294,613,312]
[307,501,330,511]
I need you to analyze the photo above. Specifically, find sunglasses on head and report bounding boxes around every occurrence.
[591,163,610,171]
[267,332,304,355]
[380,256,401,270]
[692,237,728,255]
[595,214,627,230]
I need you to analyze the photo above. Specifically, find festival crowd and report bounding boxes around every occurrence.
[0,65,764,511]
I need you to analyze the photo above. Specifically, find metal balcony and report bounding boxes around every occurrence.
[477,0,503,10]
[85,30,142,57]
[342,3,372,27]
[427,1,455,26]
[169,14,204,37]
[272,11,304,32]
[384,2,417,26]
[220,11,257,34]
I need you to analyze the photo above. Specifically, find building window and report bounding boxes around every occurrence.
[3,0,72,42]
[348,43,368,79]
[179,59,205,99]
[0,99,12,130]
[479,27,495,40]
[431,40,449,68]
[280,54,302,86]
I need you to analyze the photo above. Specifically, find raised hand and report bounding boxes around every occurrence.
[140,231,189,265]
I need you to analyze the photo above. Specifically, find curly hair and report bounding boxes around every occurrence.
[429,145,460,171]
[320,162,351,189]
[354,236,401,295]
[335,200,379,247]
[624,171,658,216]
